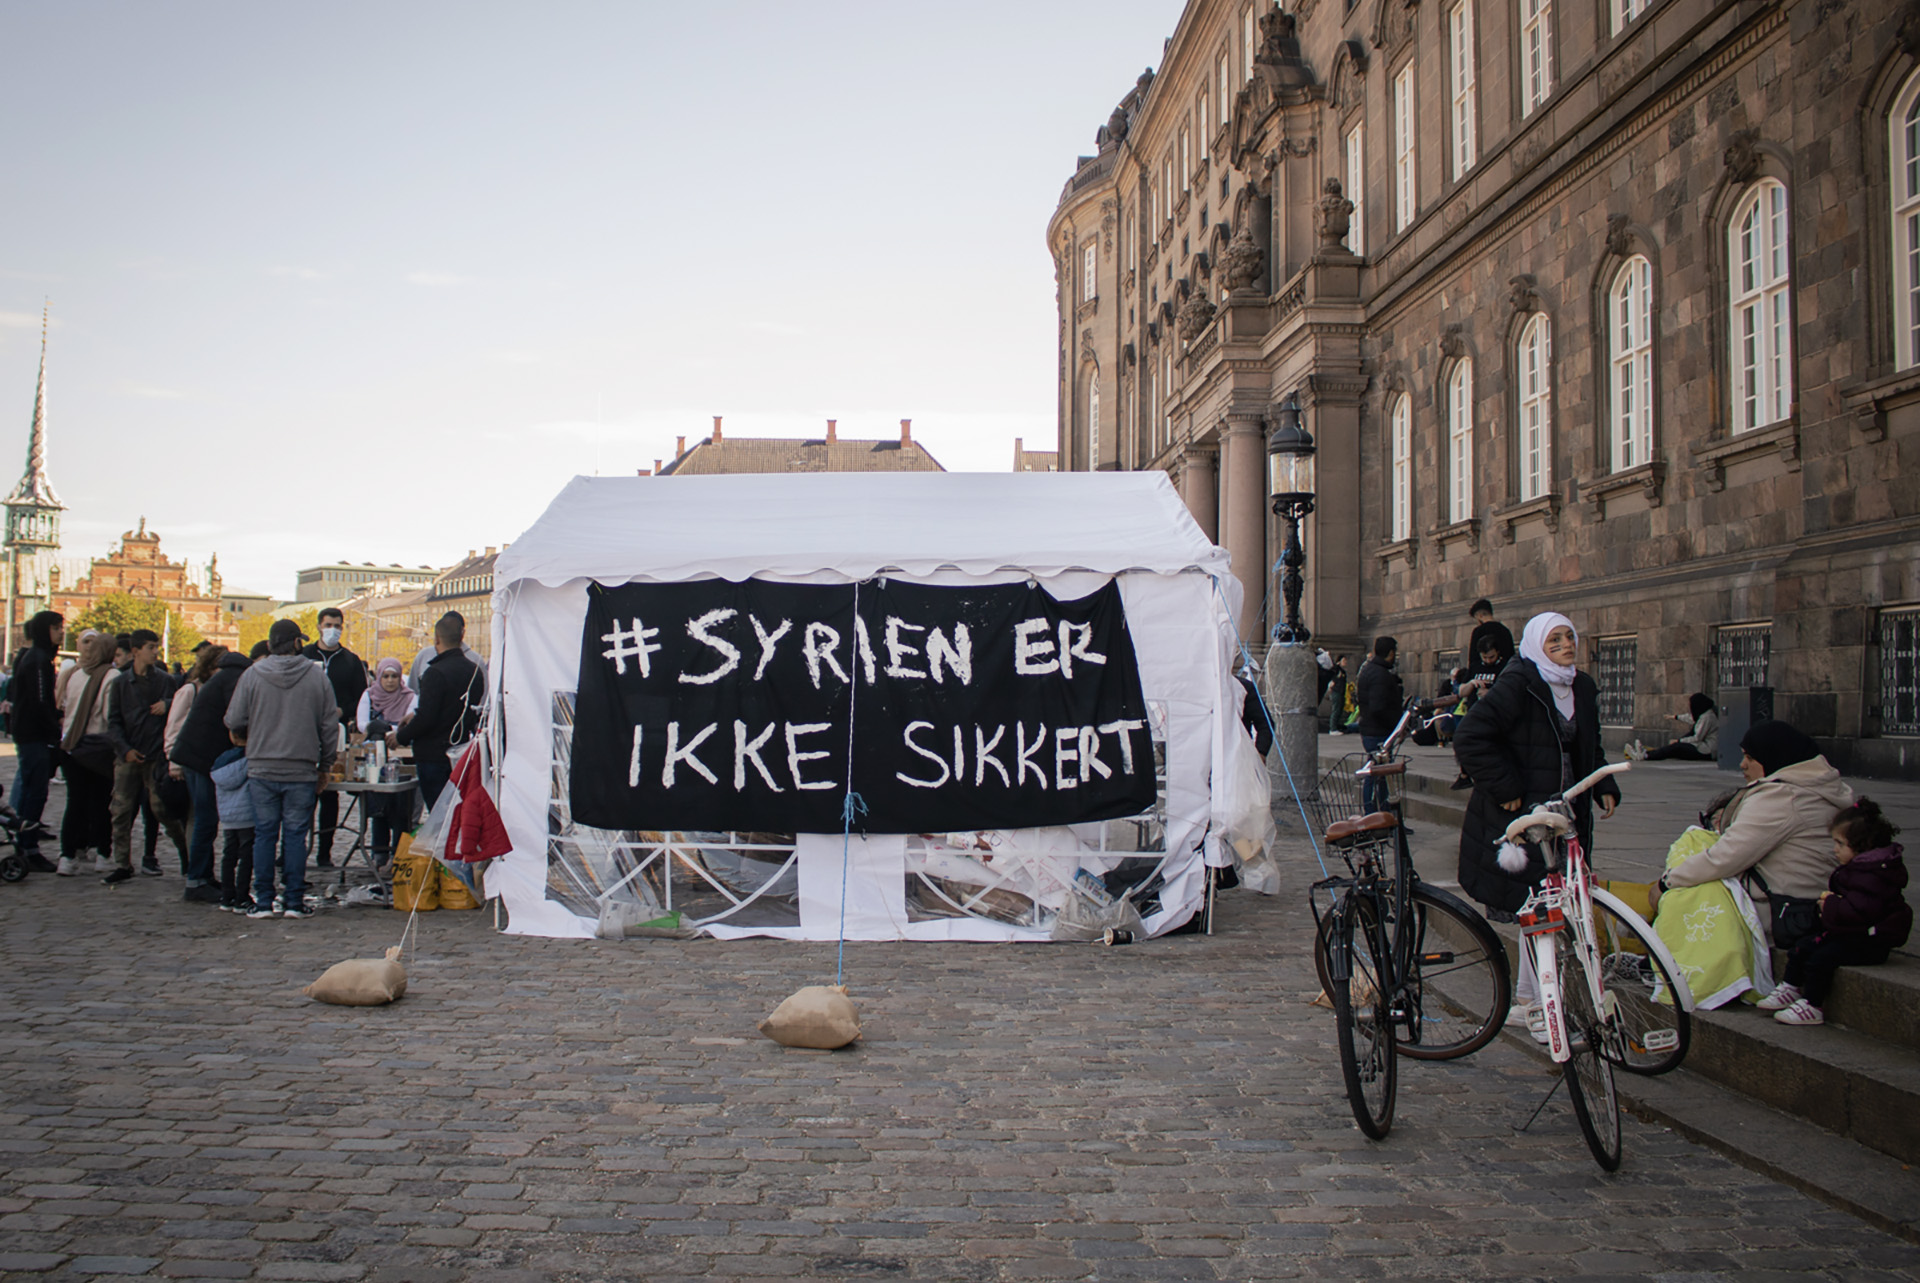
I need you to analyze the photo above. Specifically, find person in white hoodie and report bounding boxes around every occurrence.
[224,620,339,919]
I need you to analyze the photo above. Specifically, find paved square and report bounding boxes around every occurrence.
[3,860,1918,1281]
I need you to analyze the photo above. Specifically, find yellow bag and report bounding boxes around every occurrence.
[437,863,481,910]
[392,848,439,912]
[1598,880,1654,955]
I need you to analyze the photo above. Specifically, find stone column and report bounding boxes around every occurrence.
[1177,448,1218,543]
[1222,413,1268,645]
[1265,640,1319,824]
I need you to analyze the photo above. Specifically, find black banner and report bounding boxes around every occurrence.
[569,578,1155,834]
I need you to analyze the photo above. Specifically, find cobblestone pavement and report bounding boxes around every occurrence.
[4,852,1920,1282]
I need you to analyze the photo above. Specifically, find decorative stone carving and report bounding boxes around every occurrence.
[1296,0,1320,20]
[1317,178,1355,250]
[1439,323,1466,360]
[1328,40,1369,110]
[1723,129,1762,184]
[1371,0,1419,52]
[1901,0,1920,55]
[1103,105,1130,147]
[1255,9,1309,87]
[1177,290,1218,342]
[1101,199,1117,256]
[1384,371,1407,394]
[1605,213,1632,259]
[1507,273,1540,317]
[1193,251,1212,279]
[1079,329,1096,364]
[1279,136,1317,157]
[1221,220,1266,291]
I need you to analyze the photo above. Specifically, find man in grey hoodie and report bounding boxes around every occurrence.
[224,619,339,918]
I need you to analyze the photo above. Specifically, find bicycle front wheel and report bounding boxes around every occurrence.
[1591,896,1692,1075]
[1330,897,1397,1139]
[1557,931,1623,1171]
[1395,884,1512,1061]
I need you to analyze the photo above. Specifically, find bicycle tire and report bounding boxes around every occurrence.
[1395,884,1513,1061]
[1589,895,1692,1076]
[1330,897,1397,1139]
[1556,931,1623,1171]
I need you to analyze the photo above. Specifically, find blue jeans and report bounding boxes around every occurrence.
[9,741,54,850]
[249,778,316,910]
[179,765,219,886]
[1361,734,1389,814]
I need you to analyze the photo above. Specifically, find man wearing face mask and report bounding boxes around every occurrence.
[300,607,367,868]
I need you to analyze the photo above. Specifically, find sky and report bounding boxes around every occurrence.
[0,1,1183,600]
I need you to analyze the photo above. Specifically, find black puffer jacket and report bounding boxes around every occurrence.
[1452,656,1621,912]
[170,650,252,775]
[1354,657,1404,737]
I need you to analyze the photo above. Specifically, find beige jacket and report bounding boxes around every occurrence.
[1667,756,1853,900]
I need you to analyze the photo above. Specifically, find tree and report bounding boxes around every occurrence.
[71,592,206,662]
[237,607,319,657]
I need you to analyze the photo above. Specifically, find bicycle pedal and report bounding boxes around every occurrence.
[1417,951,1455,965]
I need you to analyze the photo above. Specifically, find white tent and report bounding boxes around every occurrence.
[483,471,1266,942]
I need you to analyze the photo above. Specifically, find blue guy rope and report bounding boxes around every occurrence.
[1216,575,1328,878]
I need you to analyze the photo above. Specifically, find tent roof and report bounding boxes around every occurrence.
[496,472,1230,588]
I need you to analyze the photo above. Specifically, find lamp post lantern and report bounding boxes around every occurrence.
[1267,391,1317,644]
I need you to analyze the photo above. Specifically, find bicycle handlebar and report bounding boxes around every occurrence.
[1561,761,1629,802]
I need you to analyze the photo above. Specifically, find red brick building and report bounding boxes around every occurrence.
[49,519,236,650]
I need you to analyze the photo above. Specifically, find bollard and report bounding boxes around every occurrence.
[1264,642,1320,826]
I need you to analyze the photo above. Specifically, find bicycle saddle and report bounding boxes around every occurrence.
[1326,811,1398,845]
[1504,808,1574,844]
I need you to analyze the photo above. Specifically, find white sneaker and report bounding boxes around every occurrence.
[271,894,284,916]
[1755,982,1802,1012]
[93,854,114,872]
[1774,998,1825,1026]
[1524,1003,1551,1045]
[56,856,77,877]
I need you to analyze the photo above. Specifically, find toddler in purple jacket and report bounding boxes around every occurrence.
[1758,798,1911,1026]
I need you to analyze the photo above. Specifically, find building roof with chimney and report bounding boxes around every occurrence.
[657,417,945,476]
[1011,436,1060,472]
[430,547,501,601]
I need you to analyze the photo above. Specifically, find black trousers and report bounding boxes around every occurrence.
[1646,741,1713,762]
[313,789,340,859]
[1783,932,1890,1007]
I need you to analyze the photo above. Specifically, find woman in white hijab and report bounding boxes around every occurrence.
[1452,611,1620,913]
[1452,611,1621,1038]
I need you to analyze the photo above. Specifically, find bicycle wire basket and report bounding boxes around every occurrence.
[1302,752,1372,836]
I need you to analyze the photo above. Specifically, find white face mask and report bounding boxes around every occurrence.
[321,626,342,646]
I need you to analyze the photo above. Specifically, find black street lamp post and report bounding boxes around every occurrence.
[1267,391,1317,644]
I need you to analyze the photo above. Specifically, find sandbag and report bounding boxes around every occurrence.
[304,946,408,1006]
[392,849,439,912]
[758,984,861,1049]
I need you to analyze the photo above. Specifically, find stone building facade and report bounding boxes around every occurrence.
[1051,0,1920,776]
[654,416,946,476]
[49,520,236,649]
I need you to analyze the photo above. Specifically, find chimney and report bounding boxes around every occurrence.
[1013,437,1025,467]
[900,418,912,445]
[485,546,496,557]
[676,435,686,456]
[638,467,651,476]
[711,415,723,443]
[825,418,837,443]
[653,459,663,475]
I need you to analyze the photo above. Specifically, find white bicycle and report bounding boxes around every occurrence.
[1505,761,1696,1171]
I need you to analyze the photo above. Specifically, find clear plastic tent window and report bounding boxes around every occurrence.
[545,691,1172,933]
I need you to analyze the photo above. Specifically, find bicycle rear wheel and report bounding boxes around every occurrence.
[1557,931,1623,1171]
[1395,884,1512,1061]
[1590,896,1692,1075]
[1329,897,1397,1139]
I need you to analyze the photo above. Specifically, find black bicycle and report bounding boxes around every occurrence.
[1306,698,1512,1138]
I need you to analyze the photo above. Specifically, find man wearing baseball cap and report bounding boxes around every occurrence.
[223,618,339,918]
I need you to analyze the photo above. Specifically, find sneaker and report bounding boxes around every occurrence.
[1774,998,1825,1026]
[183,884,223,904]
[56,856,77,877]
[282,902,314,919]
[245,903,276,920]
[102,867,133,886]
[93,855,115,873]
[1755,982,1802,1012]
[1526,1003,1551,1045]
[272,893,284,915]
[139,859,163,877]
[1450,773,1474,791]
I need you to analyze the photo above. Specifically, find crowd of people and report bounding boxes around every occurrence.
[4,607,486,919]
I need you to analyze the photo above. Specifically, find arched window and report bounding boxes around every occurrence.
[1446,360,1474,524]
[1517,316,1551,500]
[1893,73,1920,369]
[1609,257,1653,471]
[1729,179,1792,432]
[1390,395,1412,542]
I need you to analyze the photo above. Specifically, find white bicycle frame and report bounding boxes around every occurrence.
[1509,762,1695,1064]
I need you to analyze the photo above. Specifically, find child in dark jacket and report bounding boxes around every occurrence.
[210,745,258,912]
[1759,798,1911,1026]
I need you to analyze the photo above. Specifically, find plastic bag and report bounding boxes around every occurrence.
[1216,728,1276,866]
[1051,886,1147,942]
[1232,837,1280,896]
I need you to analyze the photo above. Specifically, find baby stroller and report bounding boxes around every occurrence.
[0,803,26,882]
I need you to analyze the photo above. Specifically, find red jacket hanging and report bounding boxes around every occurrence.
[447,742,511,862]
